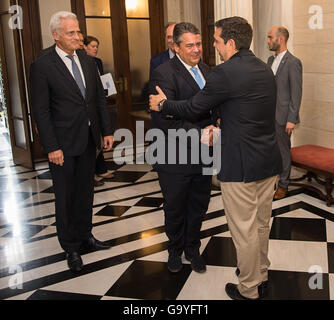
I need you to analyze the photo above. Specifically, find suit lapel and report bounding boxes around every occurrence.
[172,56,201,92]
[198,61,209,80]
[275,51,290,77]
[51,49,86,101]
[268,55,274,68]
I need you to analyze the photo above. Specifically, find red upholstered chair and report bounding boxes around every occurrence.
[290,145,334,206]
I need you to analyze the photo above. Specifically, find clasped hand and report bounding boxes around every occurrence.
[201,125,221,146]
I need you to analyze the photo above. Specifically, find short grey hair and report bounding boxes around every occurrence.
[50,11,78,34]
[173,22,200,46]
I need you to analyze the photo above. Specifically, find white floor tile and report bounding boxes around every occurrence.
[268,240,328,273]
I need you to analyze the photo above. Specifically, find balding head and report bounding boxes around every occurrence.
[267,26,289,54]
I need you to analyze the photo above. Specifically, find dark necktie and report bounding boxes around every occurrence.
[66,55,86,98]
[190,66,204,89]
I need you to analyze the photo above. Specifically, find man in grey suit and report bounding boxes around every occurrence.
[267,26,303,199]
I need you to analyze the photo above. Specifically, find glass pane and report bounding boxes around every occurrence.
[126,0,149,18]
[127,19,151,103]
[84,0,110,16]
[86,18,115,76]
[0,57,5,111]
[1,15,22,118]
[13,119,26,149]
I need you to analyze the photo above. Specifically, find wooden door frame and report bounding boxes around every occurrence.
[0,1,44,168]
[71,0,165,133]
[16,0,44,160]
[201,0,216,68]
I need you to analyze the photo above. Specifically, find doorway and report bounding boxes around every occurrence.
[71,0,165,133]
[0,55,12,166]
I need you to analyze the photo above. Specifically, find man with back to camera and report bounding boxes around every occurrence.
[267,26,303,200]
[150,17,282,300]
[149,22,216,274]
[30,11,115,272]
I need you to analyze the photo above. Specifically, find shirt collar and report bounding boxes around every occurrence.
[55,45,77,59]
[168,49,175,59]
[176,54,199,72]
[275,50,287,59]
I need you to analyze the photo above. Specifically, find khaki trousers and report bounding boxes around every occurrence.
[220,175,278,299]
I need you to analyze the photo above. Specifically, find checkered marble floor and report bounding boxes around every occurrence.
[0,146,334,301]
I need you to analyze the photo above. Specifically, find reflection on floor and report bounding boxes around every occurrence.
[0,146,333,301]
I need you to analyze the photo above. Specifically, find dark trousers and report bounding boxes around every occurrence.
[158,171,212,258]
[276,122,292,189]
[95,150,107,175]
[49,132,96,253]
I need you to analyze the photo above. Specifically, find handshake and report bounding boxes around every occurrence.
[201,125,221,146]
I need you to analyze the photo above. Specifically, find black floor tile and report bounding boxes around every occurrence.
[0,177,27,191]
[105,161,124,171]
[40,186,54,193]
[328,243,334,274]
[95,205,131,217]
[111,171,148,183]
[270,217,327,242]
[0,192,33,209]
[202,237,237,267]
[34,171,52,180]
[265,270,330,300]
[135,197,164,208]
[105,260,192,300]
[27,290,102,300]
[3,224,47,239]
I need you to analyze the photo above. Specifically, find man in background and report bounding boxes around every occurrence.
[149,22,176,78]
[267,26,303,199]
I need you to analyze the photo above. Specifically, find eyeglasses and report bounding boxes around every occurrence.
[64,31,82,37]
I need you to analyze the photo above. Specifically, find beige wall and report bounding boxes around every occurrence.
[39,0,72,48]
[293,0,334,148]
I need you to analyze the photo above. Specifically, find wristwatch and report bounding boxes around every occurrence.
[157,99,166,112]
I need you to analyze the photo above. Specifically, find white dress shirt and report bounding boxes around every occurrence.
[176,54,206,86]
[55,45,86,87]
[169,49,175,59]
[271,50,287,76]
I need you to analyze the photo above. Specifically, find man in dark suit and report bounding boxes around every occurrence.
[267,26,303,199]
[150,17,282,300]
[149,23,176,78]
[149,22,215,274]
[30,12,115,272]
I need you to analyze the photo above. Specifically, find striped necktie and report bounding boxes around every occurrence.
[66,55,86,98]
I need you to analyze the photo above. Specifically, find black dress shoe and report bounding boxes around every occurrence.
[83,237,111,251]
[235,268,269,298]
[258,281,269,298]
[185,255,206,273]
[167,255,183,273]
[94,179,105,187]
[67,252,83,272]
[225,283,259,300]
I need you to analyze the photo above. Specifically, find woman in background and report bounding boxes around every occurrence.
[84,36,115,186]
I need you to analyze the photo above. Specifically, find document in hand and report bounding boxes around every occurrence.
[100,73,117,96]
